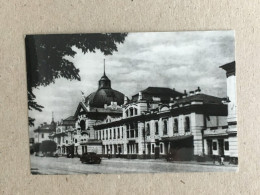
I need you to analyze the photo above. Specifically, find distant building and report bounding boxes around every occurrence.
[49,116,76,155]
[33,114,56,143]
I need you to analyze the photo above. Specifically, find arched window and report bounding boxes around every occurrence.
[130,108,133,116]
[185,117,190,132]
[80,120,86,131]
[146,123,150,136]
[155,122,159,135]
[174,118,178,133]
[134,108,138,115]
[163,120,168,135]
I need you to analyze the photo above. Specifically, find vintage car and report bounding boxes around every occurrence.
[80,152,101,164]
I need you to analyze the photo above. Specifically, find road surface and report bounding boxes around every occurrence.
[30,156,238,175]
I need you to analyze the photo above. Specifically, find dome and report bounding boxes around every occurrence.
[85,88,124,108]
[84,60,124,108]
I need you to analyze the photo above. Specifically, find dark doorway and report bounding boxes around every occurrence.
[80,120,86,131]
[207,140,213,155]
[218,139,224,156]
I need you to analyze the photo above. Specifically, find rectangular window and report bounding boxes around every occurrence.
[160,143,163,153]
[152,144,155,153]
[42,134,44,138]
[213,142,217,150]
[121,127,124,138]
[113,128,116,139]
[118,128,120,138]
[225,141,229,150]
[155,122,159,135]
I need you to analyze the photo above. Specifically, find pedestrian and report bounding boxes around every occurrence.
[220,155,225,165]
[108,149,111,159]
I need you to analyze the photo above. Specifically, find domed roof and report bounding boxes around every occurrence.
[84,60,124,108]
[85,88,124,108]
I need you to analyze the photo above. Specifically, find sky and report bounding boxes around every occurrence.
[28,31,235,133]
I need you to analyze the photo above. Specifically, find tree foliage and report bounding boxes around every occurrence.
[26,33,128,126]
[33,143,41,153]
[40,140,57,153]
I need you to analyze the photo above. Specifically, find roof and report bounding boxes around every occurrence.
[176,93,223,104]
[85,88,124,108]
[220,61,235,76]
[33,123,56,133]
[64,116,76,121]
[131,87,183,102]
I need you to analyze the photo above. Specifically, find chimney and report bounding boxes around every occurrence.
[195,86,201,94]
[138,92,142,100]
[183,90,187,98]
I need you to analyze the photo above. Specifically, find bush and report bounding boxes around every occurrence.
[40,140,57,154]
[33,143,41,153]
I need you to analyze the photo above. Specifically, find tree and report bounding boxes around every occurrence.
[26,33,128,126]
[40,140,57,155]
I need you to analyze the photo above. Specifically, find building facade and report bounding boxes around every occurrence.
[46,61,237,161]
[93,87,228,160]
[33,115,56,143]
[203,61,237,162]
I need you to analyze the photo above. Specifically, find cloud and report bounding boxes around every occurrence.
[29,31,235,132]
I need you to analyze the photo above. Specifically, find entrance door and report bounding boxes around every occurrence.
[207,140,212,155]
[218,139,224,156]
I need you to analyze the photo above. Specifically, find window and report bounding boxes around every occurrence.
[146,123,150,136]
[155,122,159,135]
[110,129,112,139]
[125,111,128,117]
[118,128,120,138]
[173,118,178,133]
[130,108,133,116]
[121,127,124,138]
[163,120,168,135]
[184,117,190,132]
[225,141,229,150]
[152,144,155,153]
[42,134,44,138]
[160,143,163,153]
[102,130,104,140]
[213,142,217,150]
[75,139,77,143]
[113,128,116,139]
[134,108,138,115]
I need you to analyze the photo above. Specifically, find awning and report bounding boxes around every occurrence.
[161,135,193,142]
[80,140,103,145]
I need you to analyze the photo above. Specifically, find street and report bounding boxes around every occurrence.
[30,156,238,174]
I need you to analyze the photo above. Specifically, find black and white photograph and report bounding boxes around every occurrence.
[26,31,238,175]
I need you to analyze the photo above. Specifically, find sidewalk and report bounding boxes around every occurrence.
[101,157,238,167]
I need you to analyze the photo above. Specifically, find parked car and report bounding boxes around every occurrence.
[80,152,101,164]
